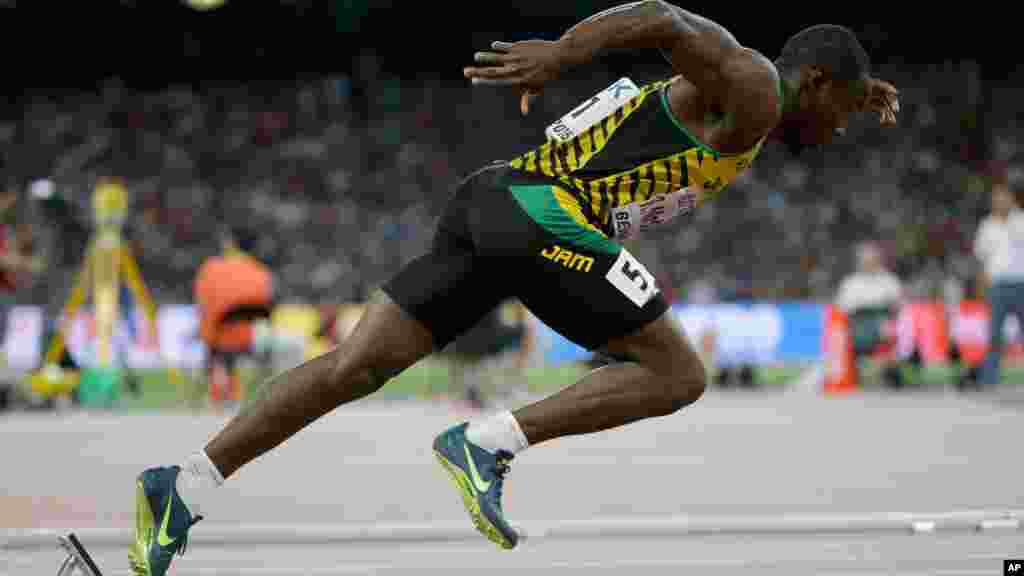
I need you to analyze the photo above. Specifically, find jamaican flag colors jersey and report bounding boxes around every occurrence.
[508,76,766,237]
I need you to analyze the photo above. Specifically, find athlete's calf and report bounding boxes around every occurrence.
[204,290,435,480]
[511,309,706,446]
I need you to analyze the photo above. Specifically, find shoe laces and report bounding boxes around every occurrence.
[491,451,514,506]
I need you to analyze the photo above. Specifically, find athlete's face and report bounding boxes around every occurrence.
[778,67,865,155]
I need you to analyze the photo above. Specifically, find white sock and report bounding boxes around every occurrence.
[174,449,224,518]
[465,410,530,455]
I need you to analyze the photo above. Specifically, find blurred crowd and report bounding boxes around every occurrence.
[1,54,1020,314]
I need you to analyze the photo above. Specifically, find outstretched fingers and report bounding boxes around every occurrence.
[463,65,531,86]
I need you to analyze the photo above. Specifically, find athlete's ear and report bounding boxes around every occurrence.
[805,65,827,91]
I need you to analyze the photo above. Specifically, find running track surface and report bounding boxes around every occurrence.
[3,386,1023,575]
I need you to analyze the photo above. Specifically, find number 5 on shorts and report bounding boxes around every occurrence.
[605,249,658,307]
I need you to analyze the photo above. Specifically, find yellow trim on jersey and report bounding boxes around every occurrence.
[551,185,607,236]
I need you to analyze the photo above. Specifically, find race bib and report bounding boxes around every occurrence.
[546,78,639,143]
[606,249,659,307]
[610,186,700,240]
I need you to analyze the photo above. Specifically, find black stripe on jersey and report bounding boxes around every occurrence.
[570,138,584,171]
[603,175,617,217]
[556,142,572,174]
[592,121,607,156]
[592,177,607,218]
[552,143,564,174]
[540,144,555,177]
[626,173,639,204]
[571,178,603,228]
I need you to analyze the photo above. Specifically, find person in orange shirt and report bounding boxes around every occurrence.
[194,228,274,406]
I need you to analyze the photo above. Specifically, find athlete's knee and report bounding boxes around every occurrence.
[666,361,706,412]
[364,362,405,390]
[324,289,434,393]
[657,348,706,413]
[327,349,408,394]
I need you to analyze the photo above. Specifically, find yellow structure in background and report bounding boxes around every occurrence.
[32,178,184,399]
[91,178,127,367]
[271,305,321,360]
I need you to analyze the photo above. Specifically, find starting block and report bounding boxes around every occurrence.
[56,533,104,576]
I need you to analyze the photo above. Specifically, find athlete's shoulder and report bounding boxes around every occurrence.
[718,48,782,130]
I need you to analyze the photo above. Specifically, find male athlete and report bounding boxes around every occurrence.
[129,2,899,573]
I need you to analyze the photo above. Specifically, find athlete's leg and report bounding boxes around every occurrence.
[512,309,704,445]
[483,180,705,445]
[204,289,435,479]
[432,304,705,552]
[205,166,508,480]
[130,286,436,576]
[432,173,705,550]
[130,165,508,576]
[436,246,704,550]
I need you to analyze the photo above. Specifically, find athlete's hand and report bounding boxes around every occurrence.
[862,78,899,126]
[463,40,565,115]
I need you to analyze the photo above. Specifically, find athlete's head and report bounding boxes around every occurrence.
[773,24,872,154]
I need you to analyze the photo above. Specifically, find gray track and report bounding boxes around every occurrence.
[3,387,1022,574]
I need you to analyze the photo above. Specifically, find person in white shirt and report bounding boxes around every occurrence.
[836,242,910,387]
[837,243,904,314]
[973,182,1024,386]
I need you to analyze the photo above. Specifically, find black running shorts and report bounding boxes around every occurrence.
[382,163,669,351]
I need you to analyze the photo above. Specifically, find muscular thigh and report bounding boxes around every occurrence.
[385,164,671,354]
[381,163,512,351]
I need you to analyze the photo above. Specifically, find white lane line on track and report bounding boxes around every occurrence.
[85,563,1010,576]
[7,509,1024,549]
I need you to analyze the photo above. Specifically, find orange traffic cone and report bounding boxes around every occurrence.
[823,305,857,394]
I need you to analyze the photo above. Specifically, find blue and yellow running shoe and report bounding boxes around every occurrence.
[433,423,518,549]
[128,466,202,576]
